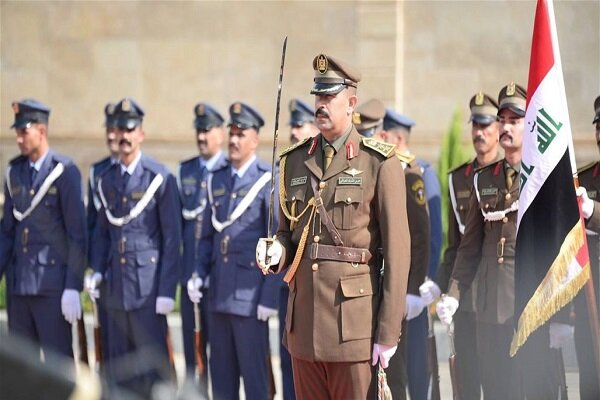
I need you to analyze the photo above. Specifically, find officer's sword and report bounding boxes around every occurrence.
[263,35,288,273]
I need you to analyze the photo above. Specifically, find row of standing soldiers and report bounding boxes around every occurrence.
[1,52,600,399]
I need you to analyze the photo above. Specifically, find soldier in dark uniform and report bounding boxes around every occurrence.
[180,103,227,396]
[256,54,411,399]
[381,108,439,399]
[420,91,501,400]
[573,94,600,400]
[0,99,87,363]
[354,98,430,400]
[85,102,120,369]
[439,83,569,400]
[87,97,182,397]
[193,102,279,400]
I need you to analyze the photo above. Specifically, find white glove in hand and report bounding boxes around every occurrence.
[436,296,459,325]
[549,322,574,349]
[156,297,175,315]
[84,272,102,299]
[256,238,283,270]
[61,289,82,324]
[405,294,426,321]
[187,276,204,304]
[419,280,441,305]
[577,186,595,219]
[371,343,397,368]
[257,304,278,321]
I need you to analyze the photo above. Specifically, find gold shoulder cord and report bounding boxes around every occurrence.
[279,155,317,283]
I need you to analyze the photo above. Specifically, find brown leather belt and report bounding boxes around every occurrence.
[309,243,372,264]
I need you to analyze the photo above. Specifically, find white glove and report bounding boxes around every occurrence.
[84,272,102,299]
[257,304,278,321]
[405,294,426,321]
[187,276,204,304]
[419,280,441,305]
[61,289,82,324]
[371,343,397,368]
[436,295,459,325]
[256,238,283,270]
[577,186,595,219]
[549,322,574,349]
[156,297,175,315]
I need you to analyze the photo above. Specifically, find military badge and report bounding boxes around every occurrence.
[239,188,249,196]
[457,190,471,199]
[122,98,131,112]
[213,187,226,197]
[475,92,484,105]
[338,177,362,186]
[588,190,597,199]
[131,191,145,200]
[481,187,498,196]
[343,168,363,177]
[507,82,516,96]
[48,186,58,195]
[195,104,205,116]
[233,102,242,114]
[316,54,328,74]
[411,180,426,205]
[182,177,196,185]
[290,176,307,187]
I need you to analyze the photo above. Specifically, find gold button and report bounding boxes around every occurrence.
[485,203,489,209]
[224,256,228,263]
[346,197,352,204]
[311,263,319,271]
[319,182,326,189]
[120,257,126,264]
[51,259,55,265]
[359,288,365,294]
[502,217,508,223]
[314,235,320,243]
[231,193,237,199]
[498,257,504,264]
[201,181,207,188]
[122,197,127,203]
[29,189,35,196]
[500,237,506,244]
[151,256,156,263]
[505,193,511,200]
[459,205,464,211]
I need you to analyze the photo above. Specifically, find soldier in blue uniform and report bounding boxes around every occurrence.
[85,102,119,369]
[383,109,442,399]
[0,99,87,363]
[190,102,279,400]
[87,97,182,397]
[178,102,228,395]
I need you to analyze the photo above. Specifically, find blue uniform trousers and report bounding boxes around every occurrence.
[8,294,72,360]
[208,311,269,400]
[105,306,170,398]
[180,286,209,397]
[407,310,428,400]
[278,286,295,400]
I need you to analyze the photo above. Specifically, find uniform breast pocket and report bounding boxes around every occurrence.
[136,250,158,297]
[340,274,374,341]
[43,192,59,208]
[333,187,363,230]
[479,192,499,212]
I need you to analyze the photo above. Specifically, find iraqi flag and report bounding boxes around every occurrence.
[510,0,590,356]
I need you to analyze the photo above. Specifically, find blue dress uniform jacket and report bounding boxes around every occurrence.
[87,156,114,248]
[0,150,87,294]
[90,154,181,311]
[197,158,279,315]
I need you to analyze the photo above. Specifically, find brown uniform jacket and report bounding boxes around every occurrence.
[578,162,600,292]
[398,153,430,295]
[448,159,518,324]
[275,128,411,362]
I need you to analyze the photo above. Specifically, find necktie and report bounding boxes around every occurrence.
[29,166,37,186]
[506,167,516,189]
[323,145,335,171]
[121,171,130,191]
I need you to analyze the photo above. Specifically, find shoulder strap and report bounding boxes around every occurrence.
[12,163,65,221]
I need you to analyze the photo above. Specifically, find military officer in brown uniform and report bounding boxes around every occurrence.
[354,98,429,400]
[256,54,411,399]
[438,83,568,400]
[420,91,500,400]
[573,95,600,400]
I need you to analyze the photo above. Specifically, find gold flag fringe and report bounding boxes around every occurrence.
[510,221,590,356]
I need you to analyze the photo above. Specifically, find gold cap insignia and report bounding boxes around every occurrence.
[233,102,242,114]
[507,82,516,96]
[352,112,362,125]
[196,104,205,116]
[122,99,131,112]
[316,54,328,74]
[12,102,19,114]
[475,92,484,106]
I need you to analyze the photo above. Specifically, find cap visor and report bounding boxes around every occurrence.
[310,82,345,95]
[471,114,496,125]
[498,104,525,118]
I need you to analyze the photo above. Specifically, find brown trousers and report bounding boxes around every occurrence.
[292,356,375,399]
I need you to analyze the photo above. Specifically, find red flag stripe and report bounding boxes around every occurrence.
[526,0,555,107]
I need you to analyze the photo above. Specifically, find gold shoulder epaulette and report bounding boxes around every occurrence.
[578,161,598,175]
[395,151,416,165]
[279,137,312,157]
[448,160,472,174]
[362,138,396,158]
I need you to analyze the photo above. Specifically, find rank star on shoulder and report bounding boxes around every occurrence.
[343,168,363,177]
